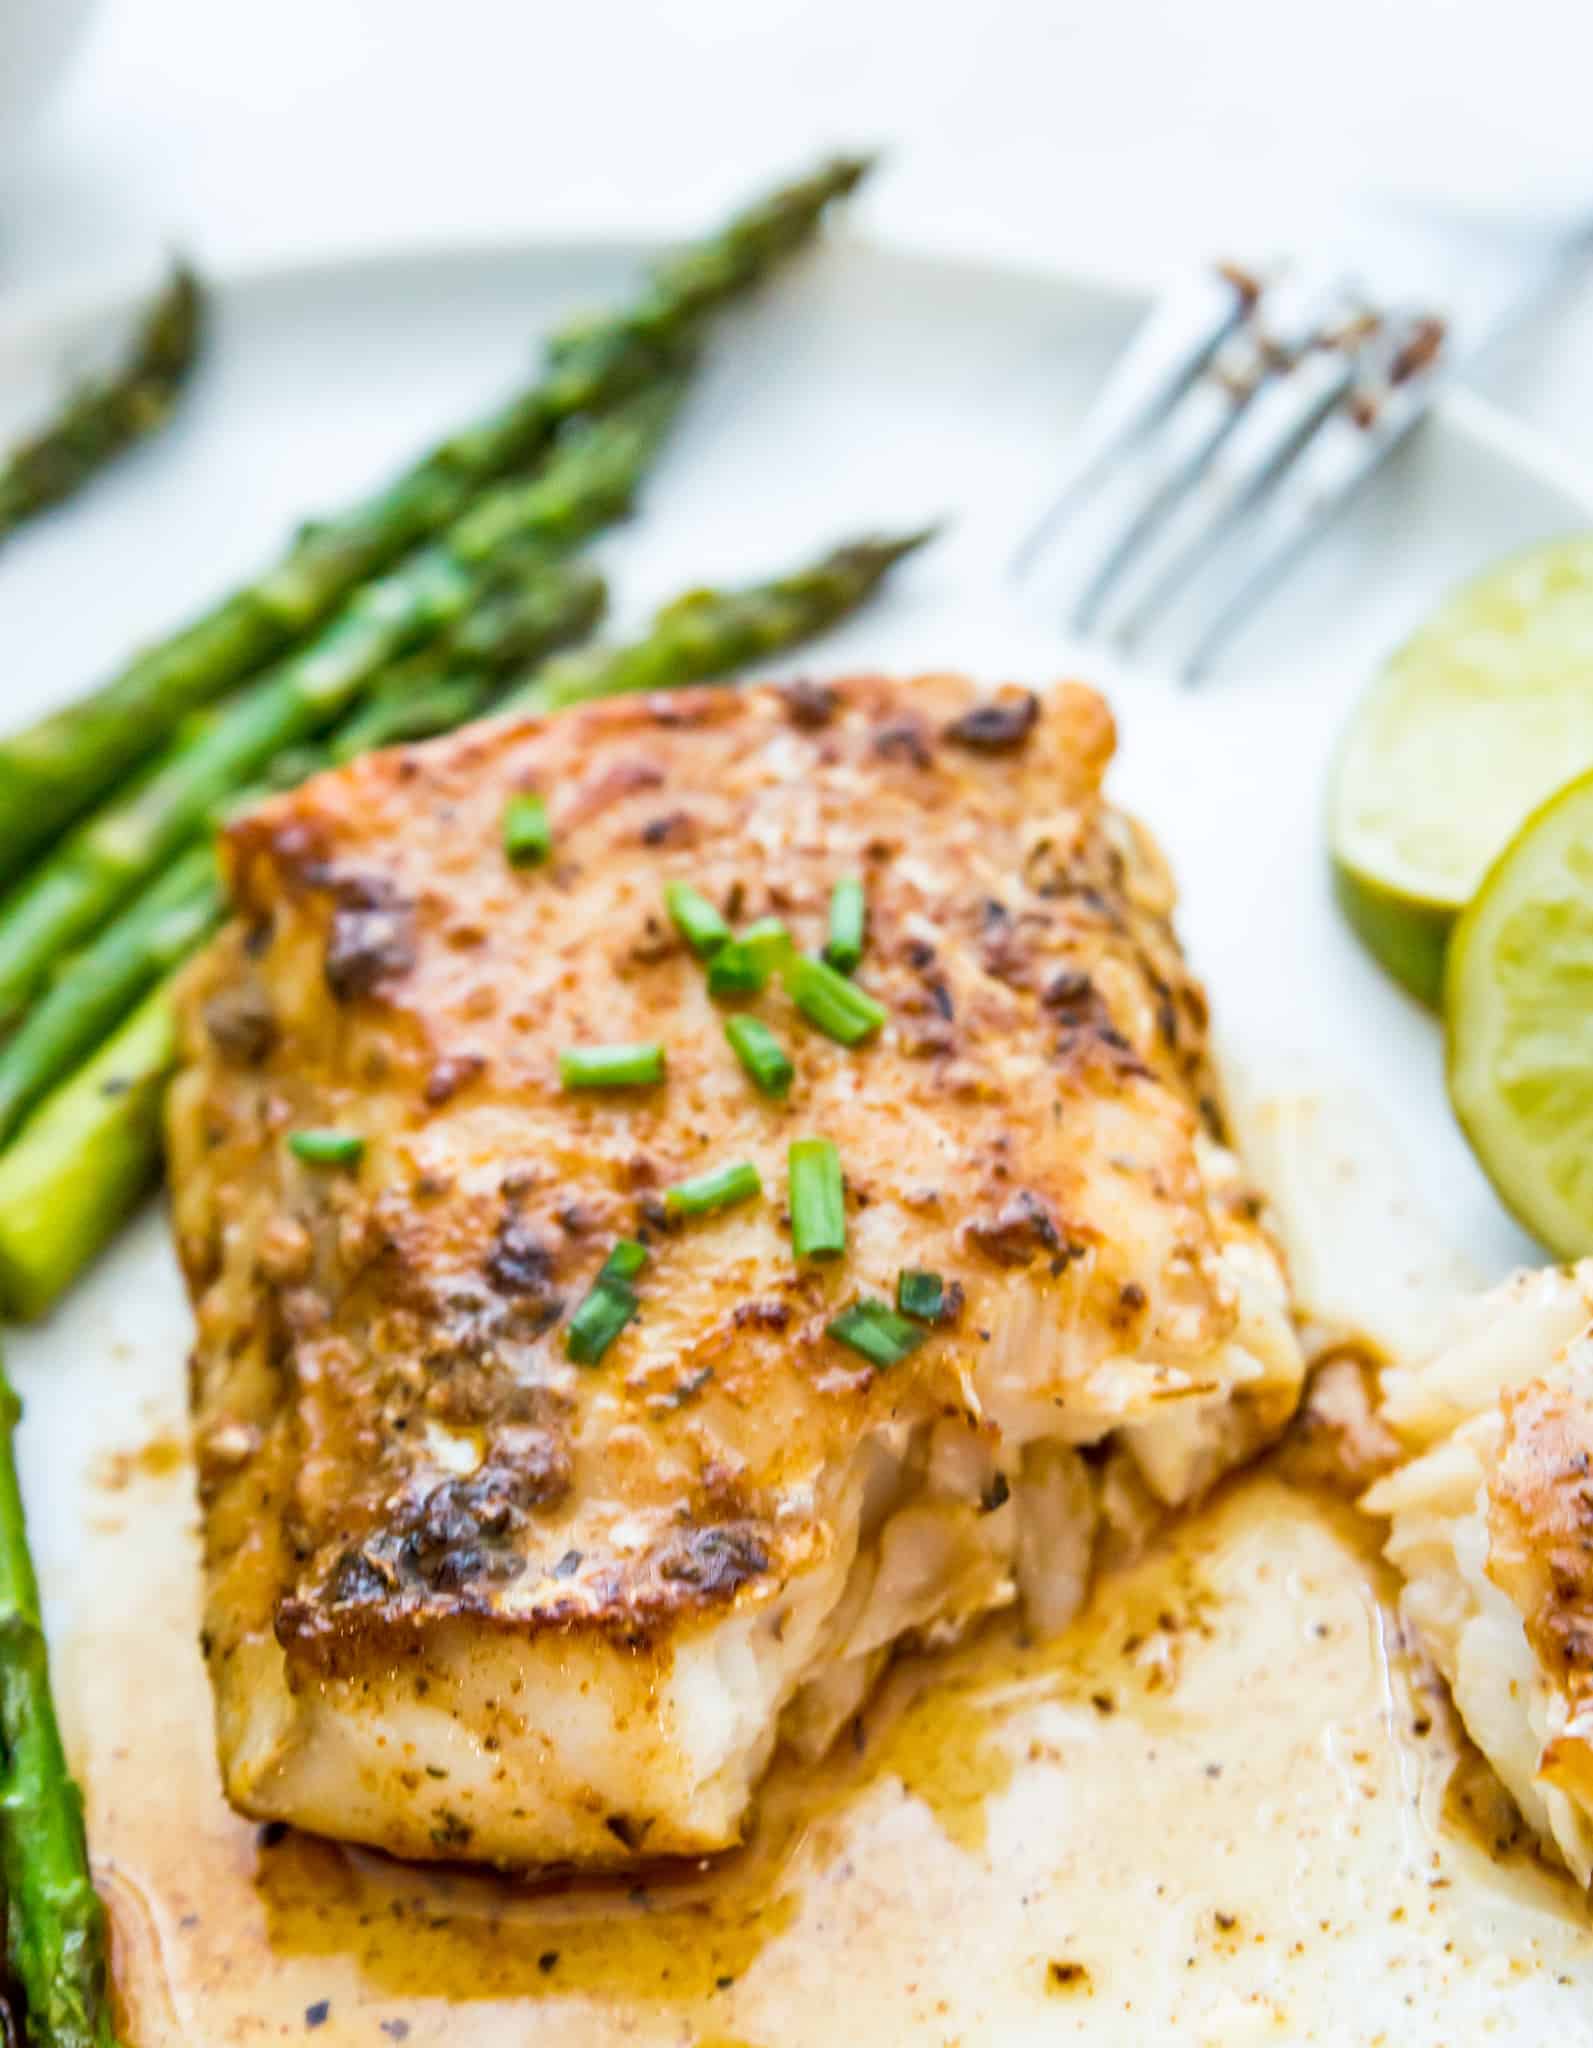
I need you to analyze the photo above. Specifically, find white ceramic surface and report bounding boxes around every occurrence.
[0,0,97,177]
[4,233,1593,2042]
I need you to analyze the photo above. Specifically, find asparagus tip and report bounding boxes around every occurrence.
[886,521,941,558]
[826,151,881,193]
[827,523,942,579]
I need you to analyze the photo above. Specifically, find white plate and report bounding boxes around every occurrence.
[6,234,1593,2044]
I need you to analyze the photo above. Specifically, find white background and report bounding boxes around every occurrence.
[10,0,1593,459]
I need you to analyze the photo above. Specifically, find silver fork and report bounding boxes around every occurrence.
[1013,224,1591,682]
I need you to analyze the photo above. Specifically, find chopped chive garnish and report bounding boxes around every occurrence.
[707,938,768,998]
[724,1014,794,1098]
[287,1128,365,1167]
[740,917,794,970]
[788,1137,845,1260]
[896,1268,945,1321]
[781,953,887,1046]
[601,1238,649,1282]
[823,877,866,973]
[566,1238,649,1364]
[559,1041,666,1089]
[565,1282,636,1363]
[664,1160,762,1219]
[826,1298,926,1369]
[502,791,552,865]
[664,880,731,958]
[706,917,793,999]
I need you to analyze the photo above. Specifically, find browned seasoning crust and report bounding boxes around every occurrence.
[167,672,1300,1865]
[1276,1351,1402,1498]
[1489,1378,1593,1718]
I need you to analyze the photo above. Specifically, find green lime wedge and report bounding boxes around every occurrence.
[1330,533,1593,1005]
[1446,764,1593,1257]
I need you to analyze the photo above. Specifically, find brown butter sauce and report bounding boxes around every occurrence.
[71,1418,1409,2042]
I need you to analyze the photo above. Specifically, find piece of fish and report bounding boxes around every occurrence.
[1366,1262,1593,1883]
[167,672,1302,1868]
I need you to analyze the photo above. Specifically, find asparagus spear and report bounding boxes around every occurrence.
[0,989,175,1324]
[0,521,929,1320]
[0,849,220,1151]
[0,156,871,880]
[0,390,670,1029]
[327,674,488,762]
[329,556,606,761]
[502,528,933,715]
[546,152,871,363]
[0,563,606,1143]
[0,1347,119,2046]
[0,263,203,545]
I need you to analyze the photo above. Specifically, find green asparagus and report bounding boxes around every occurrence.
[0,156,871,879]
[0,563,606,1139]
[0,988,175,1323]
[332,556,607,763]
[0,1346,119,2045]
[0,391,671,1028]
[546,152,870,366]
[0,263,203,544]
[327,674,489,762]
[0,519,928,1320]
[502,528,933,716]
[0,848,221,1150]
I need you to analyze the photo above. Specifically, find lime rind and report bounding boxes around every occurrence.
[1331,858,1451,1009]
[1446,762,1593,1259]
[1330,532,1593,1000]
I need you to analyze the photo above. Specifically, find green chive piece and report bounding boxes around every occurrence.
[823,877,866,973]
[287,1128,365,1168]
[664,1159,762,1219]
[896,1268,945,1321]
[601,1238,649,1282]
[724,1014,794,1098]
[503,791,552,866]
[740,917,794,970]
[789,1136,845,1260]
[566,1238,649,1365]
[707,938,768,998]
[705,918,794,999]
[827,1298,926,1369]
[781,953,887,1046]
[664,880,731,959]
[559,1041,666,1089]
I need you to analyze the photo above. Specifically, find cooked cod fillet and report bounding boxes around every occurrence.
[1366,1263,1593,1882]
[168,672,1303,1869]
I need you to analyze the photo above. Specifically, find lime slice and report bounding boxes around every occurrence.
[1331,862,1452,1008]
[1330,534,1593,1005]
[1446,765,1593,1257]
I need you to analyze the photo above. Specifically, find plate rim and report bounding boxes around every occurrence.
[1,226,1587,530]
[0,225,1150,355]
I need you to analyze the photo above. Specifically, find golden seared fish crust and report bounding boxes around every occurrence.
[168,673,1303,1869]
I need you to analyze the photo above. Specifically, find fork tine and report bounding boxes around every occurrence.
[1178,216,1593,681]
[1112,344,1367,653]
[1179,316,1445,682]
[1010,266,1258,580]
[1070,278,1365,632]
[1070,377,1260,632]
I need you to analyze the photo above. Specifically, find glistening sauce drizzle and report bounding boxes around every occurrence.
[68,1427,1593,2047]
[49,1086,1593,2042]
